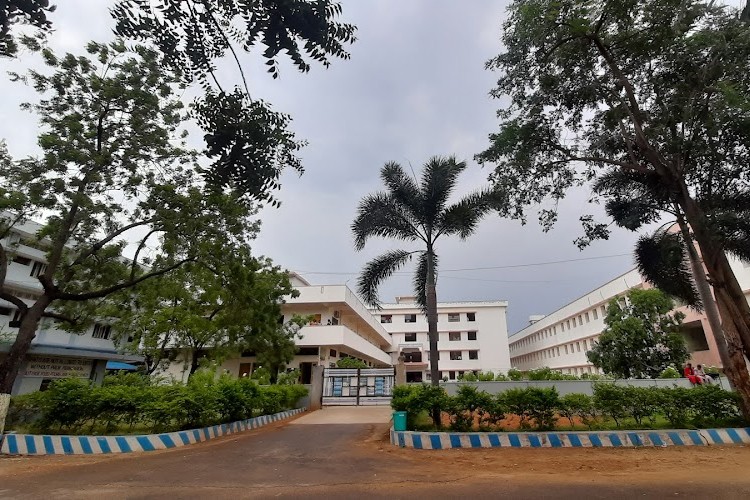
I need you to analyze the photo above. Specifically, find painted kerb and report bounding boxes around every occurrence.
[390,427,750,449]
[1,408,306,455]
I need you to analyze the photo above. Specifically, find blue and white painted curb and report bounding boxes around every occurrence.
[390,427,750,449]
[0,407,305,455]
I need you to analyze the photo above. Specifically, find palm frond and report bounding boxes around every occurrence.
[437,187,506,239]
[357,249,416,308]
[352,192,421,251]
[634,230,702,308]
[413,251,437,314]
[712,212,750,263]
[380,161,424,223]
[421,156,466,224]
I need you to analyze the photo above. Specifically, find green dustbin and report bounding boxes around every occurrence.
[393,411,407,431]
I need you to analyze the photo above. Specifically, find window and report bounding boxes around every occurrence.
[330,349,337,357]
[381,315,392,324]
[404,332,417,342]
[404,314,417,323]
[449,370,456,380]
[592,308,598,320]
[449,351,462,360]
[578,316,583,326]
[566,320,571,329]
[448,313,460,322]
[467,331,477,341]
[601,305,607,316]
[561,323,565,332]
[13,255,31,266]
[564,345,568,354]
[466,312,476,322]
[29,261,47,278]
[298,347,319,356]
[556,347,560,356]
[585,312,590,323]
[468,350,478,360]
[576,342,581,352]
[92,323,112,340]
[449,331,461,341]
[0,306,10,316]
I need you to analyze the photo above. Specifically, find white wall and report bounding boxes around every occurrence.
[377,299,511,380]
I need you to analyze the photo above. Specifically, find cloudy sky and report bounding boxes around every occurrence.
[1,0,646,333]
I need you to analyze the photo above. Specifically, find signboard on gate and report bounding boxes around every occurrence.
[22,356,93,379]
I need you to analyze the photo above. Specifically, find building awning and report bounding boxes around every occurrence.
[0,343,143,363]
[106,361,139,371]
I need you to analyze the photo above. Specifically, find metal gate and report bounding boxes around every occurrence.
[322,367,395,406]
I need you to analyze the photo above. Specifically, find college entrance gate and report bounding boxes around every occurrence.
[321,368,395,406]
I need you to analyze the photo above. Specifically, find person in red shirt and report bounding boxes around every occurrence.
[683,363,701,385]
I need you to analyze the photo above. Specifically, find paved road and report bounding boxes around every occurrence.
[2,408,750,499]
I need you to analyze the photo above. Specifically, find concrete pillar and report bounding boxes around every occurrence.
[309,365,325,410]
[395,353,406,386]
[89,359,108,386]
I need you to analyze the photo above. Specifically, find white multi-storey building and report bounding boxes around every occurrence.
[376,296,511,382]
[0,218,140,395]
[509,255,750,376]
[166,273,394,384]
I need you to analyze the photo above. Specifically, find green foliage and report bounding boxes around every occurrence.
[494,372,510,381]
[353,157,504,386]
[276,369,301,386]
[1,1,54,56]
[249,367,271,385]
[458,371,478,382]
[652,387,694,427]
[507,368,523,381]
[336,357,368,369]
[252,315,310,383]
[558,393,597,430]
[593,384,629,427]
[477,371,496,382]
[659,366,682,379]
[390,382,742,432]
[527,367,578,381]
[447,385,494,431]
[391,384,448,429]
[586,289,689,379]
[6,374,307,435]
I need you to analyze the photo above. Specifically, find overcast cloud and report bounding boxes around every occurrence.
[1,0,644,333]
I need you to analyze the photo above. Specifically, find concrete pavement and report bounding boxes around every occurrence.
[290,405,392,424]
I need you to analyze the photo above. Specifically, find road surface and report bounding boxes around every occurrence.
[2,407,750,499]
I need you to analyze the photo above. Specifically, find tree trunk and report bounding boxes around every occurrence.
[188,350,202,377]
[0,297,51,433]
[0,298,50,393]
[425,246,441,427]
[680,194,750,361]
[677,217,750,420]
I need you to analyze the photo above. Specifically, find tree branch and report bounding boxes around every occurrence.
[130,228,159,281]
[41,311,78,325]
[72,218,156,267]
[57,258,195,302]
[0,291,28,312]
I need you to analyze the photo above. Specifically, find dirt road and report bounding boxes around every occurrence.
[1,409,749,499]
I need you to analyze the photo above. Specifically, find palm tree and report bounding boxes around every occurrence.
[352,156,502,388]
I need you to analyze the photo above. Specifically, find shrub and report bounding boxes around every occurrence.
[690,385,741,425]
[447,385,493,431]
[558,393,597,429]
[653,386,694,427]
[391,384,447,429]
[477,371,496,381]
[35,378,96,431]
[336,357,368,369]
[622,386,658,426]
[659,366,682,379]
[459,371,478,382]
[277,369,301,385]
[494,372,509,381]
[507,368,523,381]
[500,387,559,430]
[593,383,627,427]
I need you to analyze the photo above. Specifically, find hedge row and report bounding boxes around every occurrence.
[392,383,743,431]
[6,371,308,435]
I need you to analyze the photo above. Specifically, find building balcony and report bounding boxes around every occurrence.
[297,325,392,366]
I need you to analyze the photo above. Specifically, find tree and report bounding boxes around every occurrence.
[477,0,750,412]
[252,315,310,384]
[0,42,257,419]
[336,357,368,369]
[0,0,54,57]
[352,157,502,391]
[113,250,296,378]
[597,166,750,416]
[587,289,689,379]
